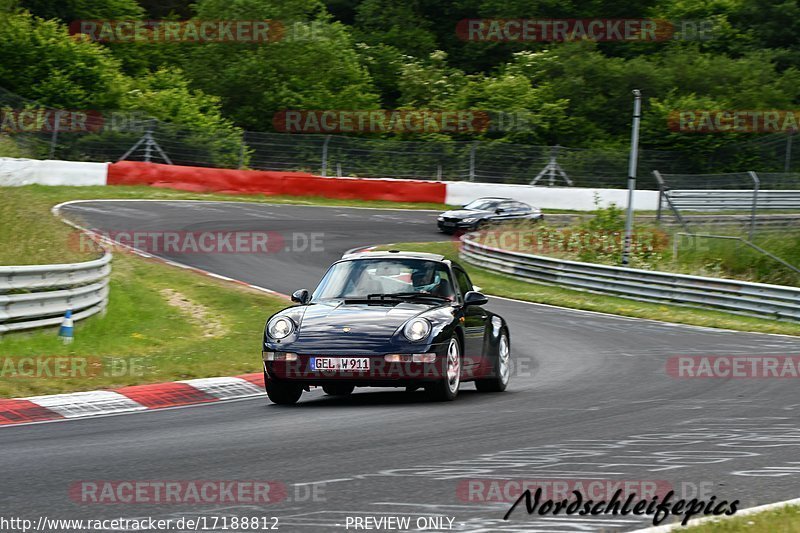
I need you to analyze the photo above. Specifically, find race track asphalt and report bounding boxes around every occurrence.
[1,200,799,532]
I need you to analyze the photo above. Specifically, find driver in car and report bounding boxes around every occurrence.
[411,265,455,300]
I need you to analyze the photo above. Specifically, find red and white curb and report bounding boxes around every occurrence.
[0,373,264,426]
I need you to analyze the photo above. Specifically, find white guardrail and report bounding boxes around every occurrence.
[460,235,800,321]
[0,252,111,334]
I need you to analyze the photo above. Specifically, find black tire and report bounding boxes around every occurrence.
[265,378,303,405]
[322,383,355,396]
[425,336,462,401]
[475,329,510,393]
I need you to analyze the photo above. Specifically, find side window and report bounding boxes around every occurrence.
[453,268,473,298]
[498,201,514,213]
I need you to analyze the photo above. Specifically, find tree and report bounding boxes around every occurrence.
[352,0,438,57]
[0,11,129,108]
[18,0,144,21]
[183,0,380,130]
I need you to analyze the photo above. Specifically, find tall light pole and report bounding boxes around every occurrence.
[621,89,642,266]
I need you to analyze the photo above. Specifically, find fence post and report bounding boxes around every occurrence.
[748,171,760,241]
[238,132,247,169]
[656,186,664,224]
[469,142,477,182]
[321,134,331,177]
[48,110,62,159]
[653,170,692,234]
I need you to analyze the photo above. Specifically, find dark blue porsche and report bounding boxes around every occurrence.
[262,251,511,404]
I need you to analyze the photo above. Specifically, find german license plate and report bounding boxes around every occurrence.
[310,357,370,371]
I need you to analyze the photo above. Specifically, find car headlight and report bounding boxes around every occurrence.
[403,318,431,342]
[462,217,477,223]
[267,316,295,339]
[437,216,444,221]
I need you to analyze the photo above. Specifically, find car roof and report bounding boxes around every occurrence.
[339,250,446,262]
[473,197,512,202]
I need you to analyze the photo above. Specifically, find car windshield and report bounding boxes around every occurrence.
[312,258,456,302]
[463,199,500,211]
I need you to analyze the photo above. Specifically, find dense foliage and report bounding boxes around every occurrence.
[2,0,800,167]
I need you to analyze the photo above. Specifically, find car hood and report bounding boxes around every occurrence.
[296,300,437,341]
[440,209,492,219]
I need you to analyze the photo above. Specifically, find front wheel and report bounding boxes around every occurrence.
[475,329,510,392]
[265,377,303,405]
[425,336,461,401]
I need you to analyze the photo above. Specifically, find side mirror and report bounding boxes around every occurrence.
[463,291,488,306]
[291,289,310,304]
[495,208,504,214]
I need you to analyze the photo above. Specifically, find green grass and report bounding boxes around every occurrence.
[681,504,800,532]
[0,134,31,158]
[671,230,800,286]
[472,214,800,286]
[0,251,288,397]
[375,241,800,336]
[0,185,311,397]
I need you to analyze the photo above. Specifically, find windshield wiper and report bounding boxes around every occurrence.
[342,293,450,304]
[381,292,451,302]
[340,294,402,304]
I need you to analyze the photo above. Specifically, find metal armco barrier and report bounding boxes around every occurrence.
[0,252,111,334]
[460,235,800,321]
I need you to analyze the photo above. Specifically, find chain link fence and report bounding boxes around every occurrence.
[4,85,800,189]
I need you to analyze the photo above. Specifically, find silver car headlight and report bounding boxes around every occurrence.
[462,217,477,223]
[267,316,295,339]
[403,318,431,342]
